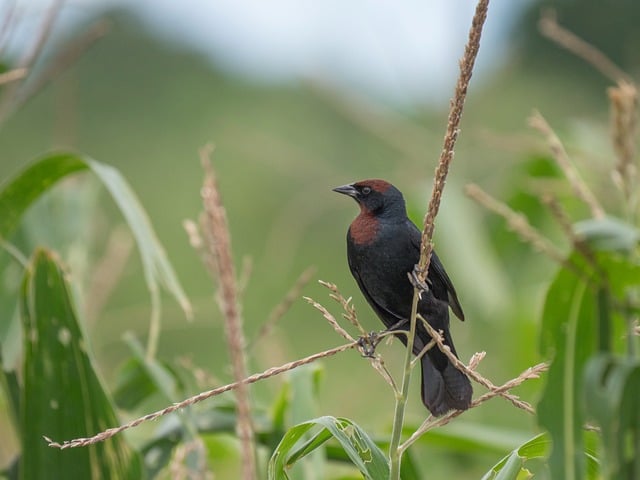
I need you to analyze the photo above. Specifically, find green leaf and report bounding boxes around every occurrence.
[20,248,142,479]
[405,422,532,455]
[481,433,549,480]
[0,155,87,238]
[537,255,597,480]
[584,354,640,478]
[274,365,324,480]
[268,416,389,480]
[0,152,192,340]
[573,216,640,253]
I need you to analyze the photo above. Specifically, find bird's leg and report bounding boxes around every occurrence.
[357,331,381,357]
[408,264,430,299]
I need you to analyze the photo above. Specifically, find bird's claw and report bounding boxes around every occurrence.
[409,265,429,298]
[357,331,381,357]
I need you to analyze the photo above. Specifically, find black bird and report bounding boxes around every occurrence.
[333,179,472,416]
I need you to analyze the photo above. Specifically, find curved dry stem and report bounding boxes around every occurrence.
[399,361,548,453]
[200,144,255,480]
[417,0,490,280]
[46,342,356,449]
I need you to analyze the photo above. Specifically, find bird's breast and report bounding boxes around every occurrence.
[348,212,380,245]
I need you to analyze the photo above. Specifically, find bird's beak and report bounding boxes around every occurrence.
[332,183,358,198]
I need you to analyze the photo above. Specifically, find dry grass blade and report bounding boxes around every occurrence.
[319,280,367,336]
[85,226,134,323]
[304,296,355,343]
[0,1,20,57]
[199,144,255,480]
[417,314,540,413]
[251,266,317,347]
[417,0,490,279]
[399,361,548,453]
[46,342,356,449]
[0,0,65,124]
[542,193,596,266]
[538,10,631,84]
[9,20,109,118]
[0,68,27,85]
[528,110,605,219]
[465,183,569,266]
[608,81,638,207]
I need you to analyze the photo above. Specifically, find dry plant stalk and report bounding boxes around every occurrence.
[528,110,605,219]
[418,315,539,413]
[608,82,638,206]
[304,296,355,343]
[538,10,631,84]
[0,0,64,124]
[85,226,134,323]
[319,280,367,336]
[46,341,356,449]
[399,361,548,453]
[0,68,27,85]
[305,288,397,391]
[542,193,597,267]
[169,439,212,480]
[251,266,317,346]
[11,20,110,116]
[199,144,255,480]
[465,183,569,266]
[417,0,490,279]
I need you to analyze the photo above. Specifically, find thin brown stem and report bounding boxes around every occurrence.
[538,10,631,84]
[399,361,548,453]
[250,266,316,347]
[319,280,367,336]
[417,0,490,280]
[200,144,255,480]
[0,68,27,85]
[9,20,109,119]
[0,0,65,124]
[418,314,541,413]
[46,342,356,449]
[529,110,605,219]
[465,183,570,266]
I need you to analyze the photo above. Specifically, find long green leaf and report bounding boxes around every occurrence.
[20,248,142,479]
[481,433,549,480]
[0,153,192,355]
[537,255,597,480]
[584,355,640,478]
[268,416,389,480]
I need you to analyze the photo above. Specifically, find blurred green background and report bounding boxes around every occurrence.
[1,0,638,477]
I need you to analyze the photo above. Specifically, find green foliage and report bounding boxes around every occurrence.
[584,355,640,478]
[20,248,143,479]
[1,15,638,478]
[481,433,548,480]
[268,416,389,480]
[537,254,597,480]
[0,154,191,478]
[536,219,640,480]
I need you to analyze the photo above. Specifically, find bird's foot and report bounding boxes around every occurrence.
[409,265,430,299]
[357,331,381,358]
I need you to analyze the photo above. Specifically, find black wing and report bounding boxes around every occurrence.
[407,220,465,321]
[347,249,408,329]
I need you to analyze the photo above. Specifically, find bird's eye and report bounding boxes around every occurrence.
[361,186,372,195]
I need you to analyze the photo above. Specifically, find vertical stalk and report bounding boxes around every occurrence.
[388,288,421,479]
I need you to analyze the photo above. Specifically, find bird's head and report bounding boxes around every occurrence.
[333,179,406,218]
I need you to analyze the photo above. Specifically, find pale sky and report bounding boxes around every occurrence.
[8,0,530,105]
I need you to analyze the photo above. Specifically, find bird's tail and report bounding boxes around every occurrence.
[419,331,472,416]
